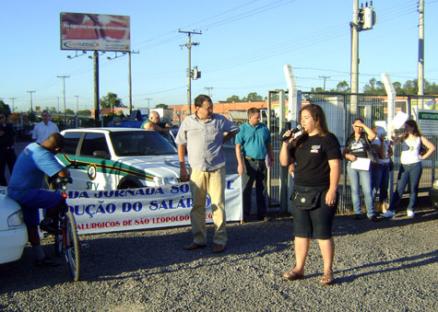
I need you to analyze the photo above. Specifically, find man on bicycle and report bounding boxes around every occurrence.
[7,133,69,266]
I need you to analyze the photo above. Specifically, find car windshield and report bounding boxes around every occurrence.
[110,131,177,156]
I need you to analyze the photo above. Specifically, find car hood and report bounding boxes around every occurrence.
[116,155,182,178]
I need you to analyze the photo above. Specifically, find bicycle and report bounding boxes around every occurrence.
[51,176,81,282]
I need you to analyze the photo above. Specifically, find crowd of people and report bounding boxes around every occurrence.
[1,97,436,284]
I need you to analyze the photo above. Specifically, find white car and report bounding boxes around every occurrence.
[0,193,28,264]
[58,128,183,190]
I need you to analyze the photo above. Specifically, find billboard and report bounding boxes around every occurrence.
[60,12,130,52]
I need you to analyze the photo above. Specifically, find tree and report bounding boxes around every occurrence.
[155,103,168,109]
[310,87,325,93]
[48,107,57,114]
[100,92,125,109]
[77,109,92,116]
[226,95,241,102]
[393,82,402,94]
[403,80,417,94]
[244,92,263,102]
[0,100,11,115]
[363,78,385,95]
[334,81,350,93]
[65,108,75,115]
[425,81,438,94]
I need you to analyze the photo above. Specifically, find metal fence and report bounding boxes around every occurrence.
[267,91,438,215]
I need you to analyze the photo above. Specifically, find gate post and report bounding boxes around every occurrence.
[278,90,289,214]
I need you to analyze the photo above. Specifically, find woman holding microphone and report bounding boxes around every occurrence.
[280,104,341,286]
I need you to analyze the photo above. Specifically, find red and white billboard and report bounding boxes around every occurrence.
[60,12,130,52]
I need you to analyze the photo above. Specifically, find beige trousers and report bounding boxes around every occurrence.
[189,167,227,245]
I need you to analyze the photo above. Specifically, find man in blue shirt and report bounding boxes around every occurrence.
[8,133,69,265]
[235,108,274,222]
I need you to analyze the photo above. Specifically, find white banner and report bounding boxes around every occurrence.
[0,175,243,235]
[66,174,243,234]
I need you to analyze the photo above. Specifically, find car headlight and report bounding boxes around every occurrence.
[163,177,179,185]
[433,180,438,190]
[7,210,24,227]
[153,176,164,186]
[153,177,179,186]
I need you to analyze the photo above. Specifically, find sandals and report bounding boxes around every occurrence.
[283,268,334,285]
[282,269,304,281]
[320,271,334,286]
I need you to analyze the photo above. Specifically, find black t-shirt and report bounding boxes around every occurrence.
[289,133,341,187]
[345,134,369,159]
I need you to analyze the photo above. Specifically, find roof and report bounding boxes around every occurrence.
[61,127,147,134]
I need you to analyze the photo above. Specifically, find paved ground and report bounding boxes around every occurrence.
[0,204,437,311]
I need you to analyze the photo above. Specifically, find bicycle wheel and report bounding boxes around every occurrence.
[64,211,81,281]
[54,217,63,256]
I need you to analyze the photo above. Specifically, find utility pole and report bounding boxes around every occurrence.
[128,51,139,115]
[75,95,79,113]
[179,29,202,115]
[145,97,152,108]
[57,96,60,113]
[57,75,70,124]
[93,51,100,127]
[318,76,331,90]
[204,87,213,97]
[107,50,139,115]
[350,0,376,116]
[9,97,17,112]
[417,0,425,99]
[350,0,360,115]
[26,90,35,113]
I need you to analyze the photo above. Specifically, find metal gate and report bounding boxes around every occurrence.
[267,91,437,214]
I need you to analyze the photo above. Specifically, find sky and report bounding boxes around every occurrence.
[1,0,438,112]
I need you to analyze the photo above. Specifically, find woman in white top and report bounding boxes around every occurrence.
[383,120,435,218]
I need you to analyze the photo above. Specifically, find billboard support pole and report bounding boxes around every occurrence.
[93,51,100,127]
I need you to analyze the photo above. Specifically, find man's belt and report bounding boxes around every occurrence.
[245,156,264,161]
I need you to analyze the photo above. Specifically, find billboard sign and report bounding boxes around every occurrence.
[60,12,130,52]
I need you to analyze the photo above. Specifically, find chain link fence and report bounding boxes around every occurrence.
[267,91,438,215]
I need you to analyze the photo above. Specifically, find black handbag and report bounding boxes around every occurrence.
[292,189,323,210]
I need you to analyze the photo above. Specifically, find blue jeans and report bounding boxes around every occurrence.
[347,163,375,218]
[243,158,267,219]
[371,163,390,202]
[389,162,422,211]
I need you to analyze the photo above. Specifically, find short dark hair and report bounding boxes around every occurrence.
[194,94,212,108]
[47,133,64,149]
[247,107,260,117]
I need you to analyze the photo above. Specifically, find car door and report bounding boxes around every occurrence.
[74,132,115,190]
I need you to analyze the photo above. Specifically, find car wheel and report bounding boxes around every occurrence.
[117,178,142,189]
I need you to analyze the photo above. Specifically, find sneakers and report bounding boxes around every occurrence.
[368,215,380,222]
[382,210,395,219]
[406,209,415,218]
[39,218,59,234]
[353,214,366,220]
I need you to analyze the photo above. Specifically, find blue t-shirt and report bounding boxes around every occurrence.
[8,143,64,199]
[235,122,271,160]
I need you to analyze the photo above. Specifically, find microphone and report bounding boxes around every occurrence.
[281,125,303,142]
